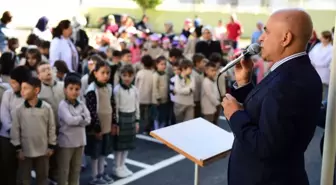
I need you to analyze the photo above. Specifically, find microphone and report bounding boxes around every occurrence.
[216,43,261,101]
[218,43,261,74]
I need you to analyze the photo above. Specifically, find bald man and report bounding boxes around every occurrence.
[222,9,322,185]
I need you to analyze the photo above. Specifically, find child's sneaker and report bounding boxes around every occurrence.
[113,167,129,178]
[123,165,133,176]
[102,174,114,183]
[89,176,108,185]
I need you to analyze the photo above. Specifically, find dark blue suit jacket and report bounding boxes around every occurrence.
[228,55,322,185]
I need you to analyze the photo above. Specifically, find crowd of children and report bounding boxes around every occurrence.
[0,43,228,185]
[0,12,270,185]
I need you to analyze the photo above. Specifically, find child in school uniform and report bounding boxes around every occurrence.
[113,64,140,178]
[10,77,57,185]
[36,61,65,183]
[54,60,70,81]
[201,62,221,124]
[135,55,154,134]
[80,55,103,170]
[147,34,164,60]
[174,59,195,123]
[152,56,169,129]
[85,60,118,185]
[37,61,65,118]
[191,53,206,118]
[166,48,183,77]
[108,50,122,87]
[107,50,121,86]
[24,48,42,77]
[80,54,103,100]
[120,49,132,66]
[168,62,181,125]
[57,73,91,185]
[0,66,31,185]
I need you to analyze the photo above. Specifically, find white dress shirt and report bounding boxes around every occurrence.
[309,43,333,85]
[49,36,79,72]
[32,28,52,41]
[233,52,307,89]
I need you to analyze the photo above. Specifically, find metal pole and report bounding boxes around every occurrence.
[321,17,336,185]
[194,163,199,185]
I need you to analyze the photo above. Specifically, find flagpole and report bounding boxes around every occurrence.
[320,17,336,185]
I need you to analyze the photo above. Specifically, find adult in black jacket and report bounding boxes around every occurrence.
[195,26,222,59]
[222,9,321,185]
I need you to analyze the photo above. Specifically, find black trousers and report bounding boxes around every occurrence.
[0,136,18,185]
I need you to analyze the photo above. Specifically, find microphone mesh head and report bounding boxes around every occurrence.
[247,43,261,55]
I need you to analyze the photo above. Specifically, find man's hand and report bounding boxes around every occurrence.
[234,56,254,87]
[222,94,243,120]
[46,149,54,157]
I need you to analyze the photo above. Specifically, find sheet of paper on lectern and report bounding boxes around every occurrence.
[150,118,234,164]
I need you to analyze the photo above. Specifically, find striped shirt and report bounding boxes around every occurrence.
[169,76,176,102]
[270,52,306,71]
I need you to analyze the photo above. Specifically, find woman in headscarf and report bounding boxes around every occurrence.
[71,15,89,53]
[104,15,119,34]
[163,21,175,42]
[33,16,52,41]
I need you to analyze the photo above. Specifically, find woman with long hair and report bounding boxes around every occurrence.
[309,30,333,101]
[0,11,13,53]
[49,20,79,72]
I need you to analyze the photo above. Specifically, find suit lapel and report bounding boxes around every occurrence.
[244,68,280,103]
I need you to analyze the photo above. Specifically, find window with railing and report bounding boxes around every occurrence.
[175,0,336,9]
[80,0,336,10]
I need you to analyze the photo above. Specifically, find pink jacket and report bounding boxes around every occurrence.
[130,46,141,64]
[105,24,119,34]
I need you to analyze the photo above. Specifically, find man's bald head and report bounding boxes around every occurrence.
[258,9,313,62]
[271,9,313,47]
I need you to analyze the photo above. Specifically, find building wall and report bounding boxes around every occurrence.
[85,7,336,38]
[0,0,334,38]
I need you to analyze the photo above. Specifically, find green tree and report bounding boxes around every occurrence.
[193,0,204,3]
[133,0,162,14]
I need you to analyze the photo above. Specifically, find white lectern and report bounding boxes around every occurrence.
[150,118,234,185]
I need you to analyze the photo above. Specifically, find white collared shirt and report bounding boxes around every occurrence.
[49,36,79,71]
[270,52,307,71]
[308,43,333,85]
[233,52,307,89]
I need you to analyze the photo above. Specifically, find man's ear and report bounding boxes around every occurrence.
[35,87,41,95]
[282,31,293,48]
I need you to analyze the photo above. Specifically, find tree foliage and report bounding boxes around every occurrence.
[133,0,162,13]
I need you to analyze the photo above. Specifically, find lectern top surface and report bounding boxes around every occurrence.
[151,118,234,162]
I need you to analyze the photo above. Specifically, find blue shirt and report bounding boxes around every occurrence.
[251,30,263,44]
[0,22,8,52]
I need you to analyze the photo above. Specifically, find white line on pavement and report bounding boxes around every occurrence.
[107,154,153,169]
[136,134,163,144]
[111,154,186,185]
